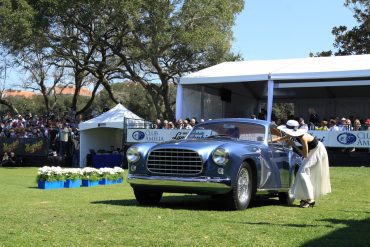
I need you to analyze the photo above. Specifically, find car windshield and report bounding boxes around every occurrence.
[186,122,265,142]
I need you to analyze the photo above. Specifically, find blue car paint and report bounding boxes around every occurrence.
[128,118,302,195]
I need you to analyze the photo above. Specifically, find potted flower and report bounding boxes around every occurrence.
[36,166,65,190]
[98,168,117,185]
[113,167,124,183]
[63,168,82,188]
[81,167,100,187]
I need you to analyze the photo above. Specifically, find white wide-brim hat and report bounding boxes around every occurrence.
[278,120,308,137]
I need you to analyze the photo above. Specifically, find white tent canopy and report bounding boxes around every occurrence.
[79,104,143,167]
[176,54,370,122]
[79,103,143,130]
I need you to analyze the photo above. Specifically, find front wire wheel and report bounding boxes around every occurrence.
[225,162,253,210]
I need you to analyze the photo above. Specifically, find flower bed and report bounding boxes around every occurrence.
[36,166,124,189]
[36,166,65,190]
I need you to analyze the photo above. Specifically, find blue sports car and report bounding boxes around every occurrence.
[127,118,302,210]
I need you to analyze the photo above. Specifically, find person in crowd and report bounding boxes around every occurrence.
[364,119,370,131]
[308,108,320,126]
[72,134,80,167]
[163,120,169,129]
[184,119,192,129]
[297,117,309,130]
[328,119,340,131]
[353,119,362,131]
[176,119,185,129]
[190,118,197,127]
[273,120,331,208]
[1,152,17,166]
[338,117,347,130]
[58,123,70,156]
[316,120,328,131]
[168,122,175,129]
[345,119,353,131]
[155,119,163,129]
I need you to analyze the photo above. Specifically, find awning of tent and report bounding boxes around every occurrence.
[180,54,370,84]
[177,54,370,121]
[79,104,143,131]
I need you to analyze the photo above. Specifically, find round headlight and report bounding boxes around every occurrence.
[126,147,140,163]
[212,148,229,166]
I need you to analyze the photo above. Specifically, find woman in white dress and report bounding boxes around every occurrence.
[275,120,331,208]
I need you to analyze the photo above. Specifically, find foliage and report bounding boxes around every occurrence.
[1,167,369,246]
[62,168,82,181]
[0,0,244,119]
[80,167,100,181]
[314,0,370,56]
[36,166,65,182]
[98,167,119,181]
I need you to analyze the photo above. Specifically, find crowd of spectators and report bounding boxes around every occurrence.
[0,108,82,167]
[151,117,205,130]
[1,106,369,167]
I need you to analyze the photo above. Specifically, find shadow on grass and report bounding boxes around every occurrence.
[91,194,288,211]
[301,217,370,246]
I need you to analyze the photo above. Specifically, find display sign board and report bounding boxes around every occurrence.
[126,129,370,147]
[310,131,370,148]
[0,137,49,156]
[126,129,191,143]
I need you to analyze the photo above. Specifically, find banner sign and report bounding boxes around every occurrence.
[126,129,370,148]
[126,129,191,143]
[0,138,49,156]
[310,131,370,148]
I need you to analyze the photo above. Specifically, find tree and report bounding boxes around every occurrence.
[0,48,19,113]
[0,0,244,119]
[313,1,370,56]
[104,0,244,120]
[18,47,66,113]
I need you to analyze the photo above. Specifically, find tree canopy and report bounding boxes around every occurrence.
[0,0,244,119]
[312,0,370,56]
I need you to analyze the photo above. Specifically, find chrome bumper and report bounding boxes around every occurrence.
[127,174,231,189]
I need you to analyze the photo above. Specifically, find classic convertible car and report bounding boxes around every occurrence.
[127,118,303,210]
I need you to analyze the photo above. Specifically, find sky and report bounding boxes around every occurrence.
[232,0,358,60]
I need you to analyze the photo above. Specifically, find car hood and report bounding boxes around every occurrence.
[148,138,263,158]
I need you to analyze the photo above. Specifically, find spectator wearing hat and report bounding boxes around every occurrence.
[363,119,370,131]
[273,120,331,208]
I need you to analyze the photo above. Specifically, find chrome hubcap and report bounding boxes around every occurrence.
[238,168,250,203]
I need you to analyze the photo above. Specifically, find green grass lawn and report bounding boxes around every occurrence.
[0,167,369,247]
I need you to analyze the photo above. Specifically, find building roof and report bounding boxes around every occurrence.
[3,90,38,98]
[54,86,92,97]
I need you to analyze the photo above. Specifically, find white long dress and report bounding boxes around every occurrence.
[290,141,331,200]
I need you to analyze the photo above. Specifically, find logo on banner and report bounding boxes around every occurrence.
[132,131,145,141]
[337,133,357,145]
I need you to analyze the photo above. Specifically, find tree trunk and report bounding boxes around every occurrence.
[0,98,18,114]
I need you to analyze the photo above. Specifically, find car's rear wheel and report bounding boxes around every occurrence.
[133,187,163,205]
[224,162,253,210]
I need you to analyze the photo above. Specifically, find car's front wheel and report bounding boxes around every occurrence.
[224,162,253,210]
[133,187,163,205]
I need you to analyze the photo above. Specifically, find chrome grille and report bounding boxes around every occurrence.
[147,149,203,175]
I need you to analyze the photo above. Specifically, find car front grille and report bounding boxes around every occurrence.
[147,148,203,175]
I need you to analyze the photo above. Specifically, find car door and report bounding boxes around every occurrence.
[268,125,290,188]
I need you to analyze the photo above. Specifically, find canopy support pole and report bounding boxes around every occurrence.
[175,84,183,120]
[267,79,274,122]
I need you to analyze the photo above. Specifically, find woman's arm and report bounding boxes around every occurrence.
[271,135,290,143]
